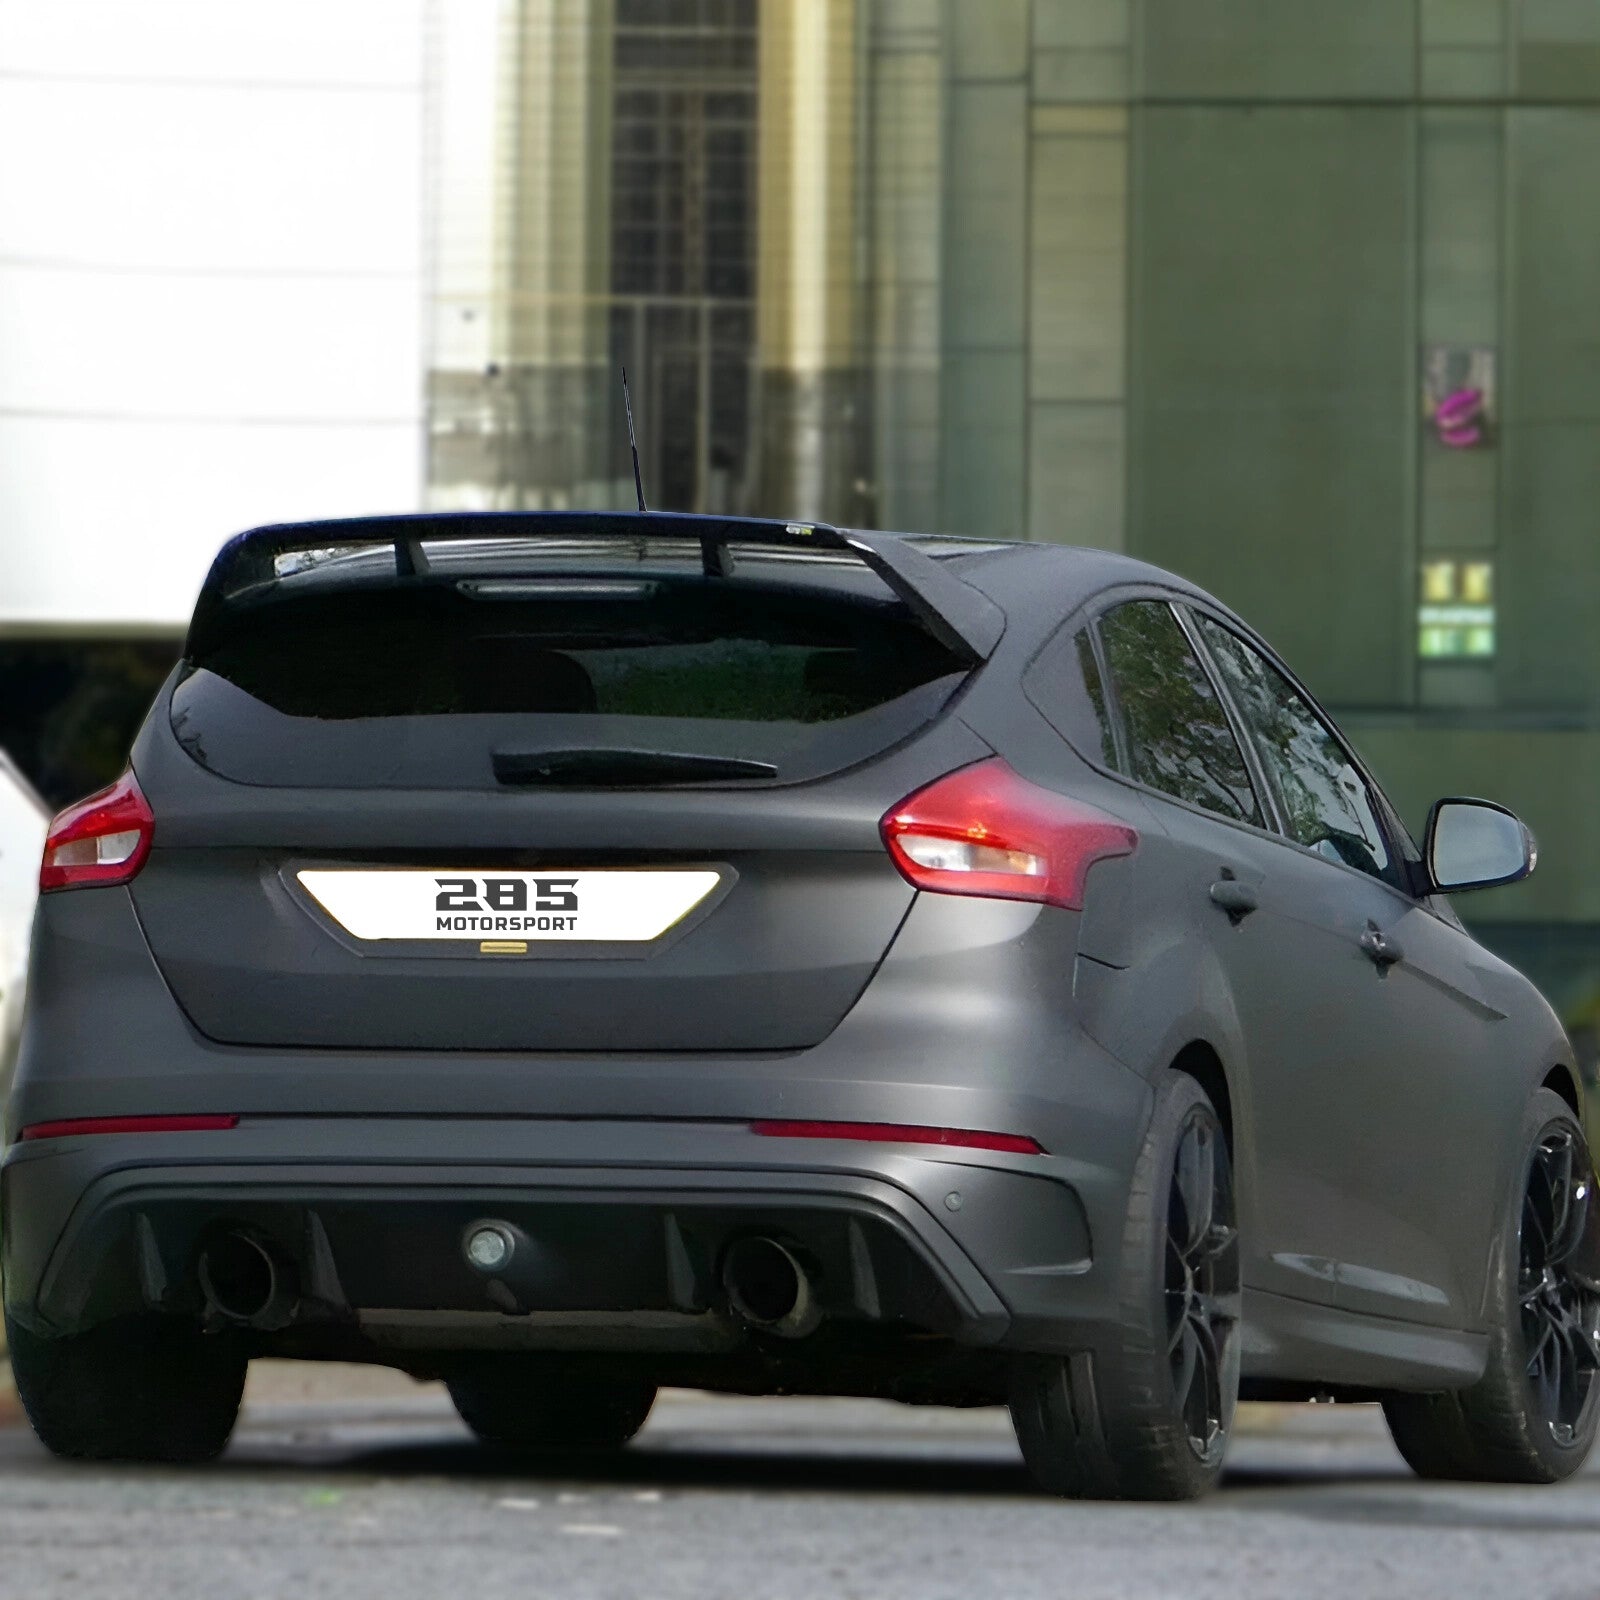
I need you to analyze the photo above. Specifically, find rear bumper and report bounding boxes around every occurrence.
[3,1117,1133,1361]
[6,881,1155,1374]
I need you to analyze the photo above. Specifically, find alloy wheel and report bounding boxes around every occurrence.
[1519,1126,1600,1445]
[1164,1107,1241,1462]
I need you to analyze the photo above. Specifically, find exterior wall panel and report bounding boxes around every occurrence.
[1128,105,1415,706]
[1499,110,1600,712]
[1138,0,1417,101]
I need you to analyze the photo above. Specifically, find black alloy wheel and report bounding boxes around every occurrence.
[1011,1070,1240,1500]
[1166,1107,1241,1465]
[1384,1088,1600,1483]
[1518,1123,1600,1446]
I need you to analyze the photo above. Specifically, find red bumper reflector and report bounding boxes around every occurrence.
[19,1114,240,1142]
[750,1119,1045,1156]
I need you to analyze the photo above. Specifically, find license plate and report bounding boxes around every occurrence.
[295,868,722,943]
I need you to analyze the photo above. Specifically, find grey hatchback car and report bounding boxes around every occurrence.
[6,512,1598,1498]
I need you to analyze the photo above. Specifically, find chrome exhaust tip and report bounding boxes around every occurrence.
[722,1236,819,1337]
[198,1231,292,1328]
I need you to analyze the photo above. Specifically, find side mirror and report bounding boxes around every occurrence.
[1425,798,1536,894]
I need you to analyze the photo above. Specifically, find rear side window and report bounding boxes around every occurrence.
[1096,601,1260,825]
[1075,631,1117,768]
[1025,627,1118,768]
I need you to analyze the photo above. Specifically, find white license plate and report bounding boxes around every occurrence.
[295,868,722,943]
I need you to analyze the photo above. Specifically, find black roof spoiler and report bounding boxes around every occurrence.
[185,511,1007,662]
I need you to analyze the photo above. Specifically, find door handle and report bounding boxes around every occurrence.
[1359,923,1405,971]
[1209,878,1259,922]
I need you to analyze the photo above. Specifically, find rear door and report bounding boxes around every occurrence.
[1189,609,1510,1327]
[130,530,985,1053]
[1087,598,1374,1311]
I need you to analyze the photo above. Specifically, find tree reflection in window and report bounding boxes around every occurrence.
[1097,602,1259,824]
[1195,617,1394,885]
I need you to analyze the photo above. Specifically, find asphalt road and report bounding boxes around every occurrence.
[3,1367,1599,1600]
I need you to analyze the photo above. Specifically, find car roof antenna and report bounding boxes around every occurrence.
[621,366,648,513]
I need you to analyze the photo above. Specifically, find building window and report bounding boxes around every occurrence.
[610,0,759,514]
[1419,559,1495,659]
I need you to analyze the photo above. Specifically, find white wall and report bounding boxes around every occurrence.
[428,0,509,378]
[0,0,428,631]
[0,755,47,1085]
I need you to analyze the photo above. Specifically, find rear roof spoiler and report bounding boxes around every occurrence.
[185,511,1007,662]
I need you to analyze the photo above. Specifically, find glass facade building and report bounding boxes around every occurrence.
[424,0,1600,1016]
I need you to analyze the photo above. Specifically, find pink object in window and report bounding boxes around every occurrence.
[1434,386,1486,449]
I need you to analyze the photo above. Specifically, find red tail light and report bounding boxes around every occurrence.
[881,757,1136,911]
[39,771,155,893]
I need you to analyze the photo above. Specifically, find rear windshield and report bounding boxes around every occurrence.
[171,571,969,788]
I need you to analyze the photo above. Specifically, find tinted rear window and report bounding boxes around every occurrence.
[171,573,969,788]
[196,583,955,721]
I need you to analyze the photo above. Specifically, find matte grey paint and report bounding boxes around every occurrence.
[2,517,1577,1406]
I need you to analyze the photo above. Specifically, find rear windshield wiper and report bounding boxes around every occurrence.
[492,747,779,787]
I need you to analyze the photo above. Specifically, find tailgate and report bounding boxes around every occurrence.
[129,837,917,1052]
[129,513,1001,1051]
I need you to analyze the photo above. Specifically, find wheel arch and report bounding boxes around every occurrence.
[1473,1063,1591,1326]
[1169,1039,1235,1158]
[1540,1063,1582,1121]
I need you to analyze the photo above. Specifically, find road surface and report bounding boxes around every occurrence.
[2,1364,1598,1600]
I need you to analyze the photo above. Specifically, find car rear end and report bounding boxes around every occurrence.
[4,514,1149,1408]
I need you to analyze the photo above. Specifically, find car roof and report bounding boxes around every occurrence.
[914,538,1227,643]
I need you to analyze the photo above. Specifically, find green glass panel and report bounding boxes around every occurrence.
[1139,0,1415,100]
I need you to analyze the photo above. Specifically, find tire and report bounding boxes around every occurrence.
[447,1365,657,1456]
[1383,1088,1600,1483]
[7,1312,247,1463]
[1010,1069,1241,1500]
